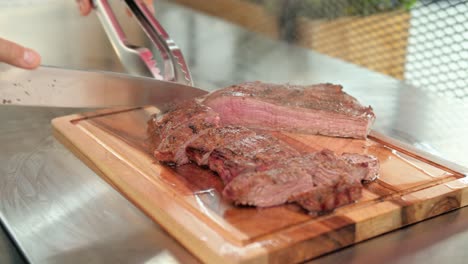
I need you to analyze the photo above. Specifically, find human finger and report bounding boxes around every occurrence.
[0,38,41,69]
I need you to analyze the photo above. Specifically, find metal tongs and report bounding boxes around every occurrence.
[93,0,193,86]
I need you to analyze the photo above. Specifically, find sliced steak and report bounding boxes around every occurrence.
[148,100,220,165]
[222,164,313,207]
[293,181,362,214]
[147,82,380,214]
[186,126,256,166]
[148,100,218,140]
[203,81,375,139]
[292,150,369,213]
[341,153,380,182]
[208,133,301,184]
[223,150,374,214]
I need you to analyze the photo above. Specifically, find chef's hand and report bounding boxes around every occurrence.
[76,0,155,16]
[0,38,41,69]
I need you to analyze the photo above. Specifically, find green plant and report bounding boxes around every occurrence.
[250,0,418,19]
[343,0,418,16]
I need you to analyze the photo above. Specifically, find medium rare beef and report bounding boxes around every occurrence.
[208,133,301,184]
[147,81,380,214]
[292,150,369,212]
[341,153,380,182]
[223,165,314,207]
[149,100,212,140]
[203,81,375,139]
[148,100,220,165]
[223,150,374,214]
[186,126,256,166]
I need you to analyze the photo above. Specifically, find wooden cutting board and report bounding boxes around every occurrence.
[52,106,468,264]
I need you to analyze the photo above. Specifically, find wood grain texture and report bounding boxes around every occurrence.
[173,0,279,39]
[296,12,411,80]
[52,106,468,264]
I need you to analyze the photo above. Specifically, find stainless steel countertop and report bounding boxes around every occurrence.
[1,1,468,263]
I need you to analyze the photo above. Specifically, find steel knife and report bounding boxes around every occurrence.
[0,64,207,109]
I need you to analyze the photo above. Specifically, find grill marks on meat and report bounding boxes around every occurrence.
[148,101,220,165]
[203,81,375,139]
[147,82,379,214]
[207,133,300,184]
[292,150,368,213]
[223,165,313,207]
[223,150,373,215]
[186,126,256,166]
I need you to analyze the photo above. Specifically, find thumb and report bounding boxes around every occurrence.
[0,38,41,69]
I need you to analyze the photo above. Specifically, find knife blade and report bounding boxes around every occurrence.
[0,64,207,109]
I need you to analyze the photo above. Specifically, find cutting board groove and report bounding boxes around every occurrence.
[52,106,468,264]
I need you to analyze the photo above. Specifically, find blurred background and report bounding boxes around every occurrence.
[170,0,468,98]
[1,0,466,98]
